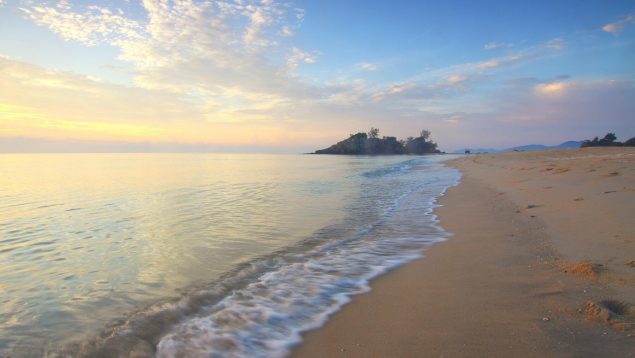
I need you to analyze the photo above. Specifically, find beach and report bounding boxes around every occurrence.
[294,148,635,357]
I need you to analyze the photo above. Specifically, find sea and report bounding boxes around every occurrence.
[0,153,461,357]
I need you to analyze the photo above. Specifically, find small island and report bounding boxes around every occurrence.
[314,128,441,155]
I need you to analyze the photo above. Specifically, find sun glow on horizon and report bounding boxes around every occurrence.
[0,1,634,151]
[534,82,568,96]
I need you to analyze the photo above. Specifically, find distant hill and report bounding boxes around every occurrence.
[552,140,584,149]
[508,141,583,151]
[451,148,499,154]
[453,141,583,154]
[507,144,548,151]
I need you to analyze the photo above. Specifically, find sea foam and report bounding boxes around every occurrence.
[152,159,461,357]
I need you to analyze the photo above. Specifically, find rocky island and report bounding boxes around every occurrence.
[314,128,441,155]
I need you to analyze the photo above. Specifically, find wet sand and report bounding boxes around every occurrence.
[293,148,635,357]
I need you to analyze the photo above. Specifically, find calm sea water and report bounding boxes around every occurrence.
[0,153,460,357]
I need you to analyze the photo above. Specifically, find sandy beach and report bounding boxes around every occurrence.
[294,148,635,357]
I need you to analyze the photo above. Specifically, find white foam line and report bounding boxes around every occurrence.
[155,165,462,358]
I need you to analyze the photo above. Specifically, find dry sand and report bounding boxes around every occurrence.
[293,147,635,357]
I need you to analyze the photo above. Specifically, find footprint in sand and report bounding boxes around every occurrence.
[581,300,635,331]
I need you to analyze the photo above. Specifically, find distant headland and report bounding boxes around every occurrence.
[313,128,441,155]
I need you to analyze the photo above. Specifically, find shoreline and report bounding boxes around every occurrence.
[293,148,635,357]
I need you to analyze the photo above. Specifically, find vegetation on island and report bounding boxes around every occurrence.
[581,133,635,148]
[314,128,441,155]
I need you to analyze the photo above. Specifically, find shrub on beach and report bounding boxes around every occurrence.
[581,133,635,147]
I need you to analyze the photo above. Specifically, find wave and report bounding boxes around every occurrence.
[48,158,461,358]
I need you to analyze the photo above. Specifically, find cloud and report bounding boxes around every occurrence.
[359,63,378,72]
[3,55,634,152]
[242,3,279,47]
[370,75,471,104]
[465,38,564,72]
[0,57,201,132]
[20,4,142,46]
[478,59,500,69]
[546,37,565,49]
[16,1,565,113]
[447,74,467,84]
[483,41,511,50]
[428,79,635,150]
[364,77,635,150]
[0,56,363,149]
[409,44,551,87]
[534,81,568,96]
[476,54,526,70]
[287,47,319,69]
[496,79,635,128]
[19,0,318,102]
[280,25,294,36]
[369,45,558,108]
[602,13,635,34]
[346,42,560,109]
[8,2,634,152]
[325,79,370,105]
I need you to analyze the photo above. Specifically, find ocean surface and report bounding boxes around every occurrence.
[0,153,461,357]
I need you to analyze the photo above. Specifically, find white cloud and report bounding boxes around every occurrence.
[387,82,416,95]
[546,38,565,50]
[428,79,635,150]
[484,42,500,50]
[602,14,635,34]
[16,0,568,117]
[325,79,369,105]
[534,81,568,96]
[447,74,467,84]
[359,63,378,72]
[287,47,319,69]
[243,5,275,47]
[494,79,635,124]
[0,57,199,135]
[478,59,499,69]
[0,56,346,148]
[280,25,294,36]
[370,74,472,104]
[19,0,324,110]
[20,4,142,46]
[483,41,511,50]
[10,2,634,151]
[475,54,525,70]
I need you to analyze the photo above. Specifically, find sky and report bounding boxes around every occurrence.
[0,0,634,152]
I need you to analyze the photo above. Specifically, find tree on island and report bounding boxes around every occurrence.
[581,132,635,147]
[314,128,441,155]
[602,133,617,144]
[405,132,439,154]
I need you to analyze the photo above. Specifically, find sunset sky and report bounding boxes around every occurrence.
[1,0,634,152]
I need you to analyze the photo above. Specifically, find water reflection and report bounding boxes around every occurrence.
[0,153,414,353]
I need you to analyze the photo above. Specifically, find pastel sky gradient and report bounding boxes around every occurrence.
[1,0,634,152]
